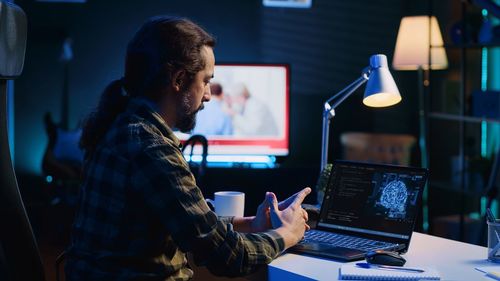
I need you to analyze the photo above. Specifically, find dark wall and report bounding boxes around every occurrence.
[14,0,261,174]
[259,0,420,168]
[14,0,421,177]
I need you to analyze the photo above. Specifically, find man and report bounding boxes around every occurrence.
[192,82,233,136]
[228,83,279,136]
[65,16,310,280]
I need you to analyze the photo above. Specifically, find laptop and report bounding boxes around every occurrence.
[289,160,428,261]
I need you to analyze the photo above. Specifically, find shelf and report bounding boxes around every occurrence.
[429,112,500,124]
[430,180,485,197]
[440,42,500,49]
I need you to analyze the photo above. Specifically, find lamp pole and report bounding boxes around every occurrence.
[418,67,429,170]
[320,74,369,171]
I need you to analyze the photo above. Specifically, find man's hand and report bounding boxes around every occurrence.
[251,188,311,233]
[277,189,312,211]
[250,193,272,232]
[269,187,311,249]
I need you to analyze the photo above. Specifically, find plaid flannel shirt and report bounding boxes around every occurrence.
[65,97,285,281]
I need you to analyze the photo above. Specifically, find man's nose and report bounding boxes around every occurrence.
[204,85,211,101]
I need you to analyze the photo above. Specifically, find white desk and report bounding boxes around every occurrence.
[269,232,497,280]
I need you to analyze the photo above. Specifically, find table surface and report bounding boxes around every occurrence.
[268,232,498,281]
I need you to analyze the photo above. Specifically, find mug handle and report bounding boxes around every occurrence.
[205,198,215,211]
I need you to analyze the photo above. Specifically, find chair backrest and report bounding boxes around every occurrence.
[340,132,416,166]
[0,2,46,281]
[0,1,27,78]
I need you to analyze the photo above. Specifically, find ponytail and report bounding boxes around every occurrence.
[80,16,215,155]
[80,79,130,153]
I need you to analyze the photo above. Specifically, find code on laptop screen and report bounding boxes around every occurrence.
[318,161,427,240]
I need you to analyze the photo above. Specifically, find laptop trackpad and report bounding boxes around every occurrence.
[292,242,365,261]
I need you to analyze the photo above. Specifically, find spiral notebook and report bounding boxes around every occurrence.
[339,264,441,280]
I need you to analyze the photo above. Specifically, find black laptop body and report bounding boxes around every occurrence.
[289,160,428,261]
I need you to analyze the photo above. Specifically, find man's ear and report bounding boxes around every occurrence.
[171,70,186,92]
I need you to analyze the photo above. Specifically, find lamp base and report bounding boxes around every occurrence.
[314,163,333,207]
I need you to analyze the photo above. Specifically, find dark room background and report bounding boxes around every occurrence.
[14,0,428,175]
[12,0,476,239]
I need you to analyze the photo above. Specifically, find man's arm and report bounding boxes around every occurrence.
[231,217,254,233]
[132,144,285,277]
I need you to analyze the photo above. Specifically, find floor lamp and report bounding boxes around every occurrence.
[392,15,448,232]
[317,54,402,205]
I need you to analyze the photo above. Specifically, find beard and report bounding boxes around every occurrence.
[176,91,204,133]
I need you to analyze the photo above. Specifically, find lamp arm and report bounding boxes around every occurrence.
[320,73,369,171]
[325,72,369,108]
[329,75,369,110]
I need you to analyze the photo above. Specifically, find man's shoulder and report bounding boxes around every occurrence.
[122,116,189,176]
[103,112,178,157]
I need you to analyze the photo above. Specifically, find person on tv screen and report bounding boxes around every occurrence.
[227,83,279,137]
[192,82,233,136]
[65,16,311,280]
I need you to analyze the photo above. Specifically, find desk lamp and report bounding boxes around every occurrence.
[320,54,402,171]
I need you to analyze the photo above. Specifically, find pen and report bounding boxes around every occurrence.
[486,271,500,281]
[356,262,425,273]
[487,208,497,223]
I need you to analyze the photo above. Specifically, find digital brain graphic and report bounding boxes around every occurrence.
[379,180,408,218]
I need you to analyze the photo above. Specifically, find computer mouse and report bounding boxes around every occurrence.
[365,250,406,266]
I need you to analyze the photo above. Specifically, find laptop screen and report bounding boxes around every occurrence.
[317,161,428,240]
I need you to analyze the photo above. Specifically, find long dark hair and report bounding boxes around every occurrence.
[80,16,215,153]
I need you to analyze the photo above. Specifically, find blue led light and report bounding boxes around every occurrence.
[46,175,53,183]
[183,154,277,168]
[482,48,488,92]
[482,121,488,157]
[481,47,488,157]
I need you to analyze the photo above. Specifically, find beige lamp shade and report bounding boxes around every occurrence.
[393,16,448,70]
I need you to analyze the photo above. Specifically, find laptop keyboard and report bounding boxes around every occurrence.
[301,230,399,252]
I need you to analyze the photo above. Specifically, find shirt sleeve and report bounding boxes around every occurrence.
[131,142,285,276]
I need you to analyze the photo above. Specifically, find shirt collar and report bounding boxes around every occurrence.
[126,97,181,148]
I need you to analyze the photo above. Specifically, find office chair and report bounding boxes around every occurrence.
[0,1,46,281]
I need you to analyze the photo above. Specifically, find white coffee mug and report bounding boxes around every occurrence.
[206,191,245,217]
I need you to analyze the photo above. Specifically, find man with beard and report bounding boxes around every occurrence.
[65,16,311,280]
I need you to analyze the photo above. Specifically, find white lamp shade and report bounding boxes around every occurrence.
[393,16,448,70]
[363,54,402,107]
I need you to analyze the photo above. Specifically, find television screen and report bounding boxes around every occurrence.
[175,63,289,163]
